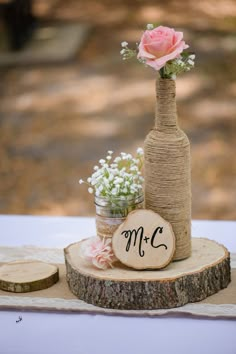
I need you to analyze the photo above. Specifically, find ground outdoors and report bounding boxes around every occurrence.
[0,0,235,220]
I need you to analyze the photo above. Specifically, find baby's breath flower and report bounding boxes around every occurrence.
[104,178,110,187]
[116,177,123,184]
[111,188,118,195]
[130,166,138,172]
[137,147,144,155]
[79,149,144,203]
[146,23,154,30]
[79,179,84,184]
[98,185,104,192]
[91,179,97,186]
[121,41,128,47]
[188,59,194,66]
[120,42,137,61]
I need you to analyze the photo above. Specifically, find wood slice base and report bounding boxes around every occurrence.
[0,260,59,293]
[64,238,231,310]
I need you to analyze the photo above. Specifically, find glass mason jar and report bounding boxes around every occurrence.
[95,193,144,239]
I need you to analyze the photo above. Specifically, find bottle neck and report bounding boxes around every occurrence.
[155,78,177,131]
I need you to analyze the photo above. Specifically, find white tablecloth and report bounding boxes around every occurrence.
[0,215,235,354]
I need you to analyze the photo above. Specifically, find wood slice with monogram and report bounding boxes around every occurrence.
[64,238,231,310]
[112,210,175,269]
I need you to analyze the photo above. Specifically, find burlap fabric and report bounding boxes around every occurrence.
[0,246,235,319]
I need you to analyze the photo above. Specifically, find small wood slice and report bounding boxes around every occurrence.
[112,209,175,269]
[0,260,59,293]
[64,238,231,310]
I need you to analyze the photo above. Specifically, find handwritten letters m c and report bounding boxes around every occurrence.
[122,226,168,257]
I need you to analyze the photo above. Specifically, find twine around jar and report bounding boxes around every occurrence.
[144,78,191,260]
[95,194,144,239]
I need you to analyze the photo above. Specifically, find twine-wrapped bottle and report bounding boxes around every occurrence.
[144,78,191,260]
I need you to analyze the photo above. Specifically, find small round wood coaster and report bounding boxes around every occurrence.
[64,238,231,310]
[0,260,59,293]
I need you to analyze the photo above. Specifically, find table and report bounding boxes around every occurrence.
[0,215,235,354]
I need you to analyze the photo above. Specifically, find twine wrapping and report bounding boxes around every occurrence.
[96,215,126,239]
[95,194,144,239]
[144,78,191,260]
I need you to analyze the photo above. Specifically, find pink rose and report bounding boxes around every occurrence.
[137,26,189,71]
[80,237,117,270]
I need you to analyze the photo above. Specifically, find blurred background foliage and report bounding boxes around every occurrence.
[0,0,235,219]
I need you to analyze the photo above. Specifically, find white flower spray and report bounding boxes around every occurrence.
[79,148,144,203]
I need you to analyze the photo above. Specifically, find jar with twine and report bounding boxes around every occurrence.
[95,193,144,239]
[144,78,191,260]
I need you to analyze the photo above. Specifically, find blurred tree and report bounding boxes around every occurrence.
[1,0,36,50]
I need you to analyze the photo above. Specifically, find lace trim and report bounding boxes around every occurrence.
[0,246,64,264]
[0,295,235,318]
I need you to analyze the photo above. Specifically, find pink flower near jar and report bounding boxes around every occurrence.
[137,26,189,71]
[80,237,117,269]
